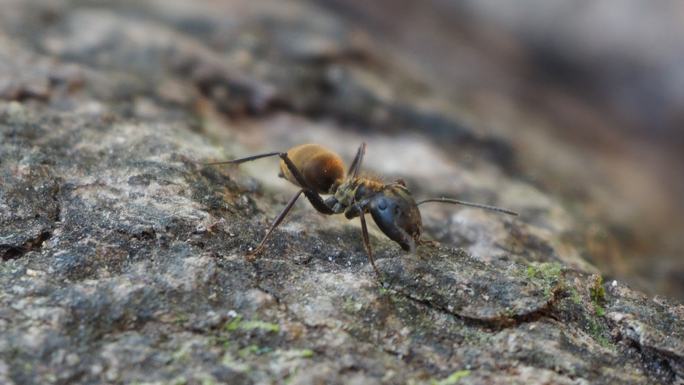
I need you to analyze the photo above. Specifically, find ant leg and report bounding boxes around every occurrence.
[278,153,335,214]
[204,152,281,166]
[247,189,304,261]
[418,238,440,248]
[343,198,371,220]
[359,212,381,278]
[302,190,335,215]
[347,142,367,178]
[205,150,333,214]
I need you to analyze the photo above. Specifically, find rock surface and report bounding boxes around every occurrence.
[1,1,682,384]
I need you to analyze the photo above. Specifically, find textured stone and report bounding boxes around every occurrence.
[0,1,682,385]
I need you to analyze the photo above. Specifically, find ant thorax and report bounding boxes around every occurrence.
[328,177,384,214]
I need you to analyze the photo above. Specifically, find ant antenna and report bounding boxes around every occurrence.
[417,197,518,216]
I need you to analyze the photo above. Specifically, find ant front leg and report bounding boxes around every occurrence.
[359,212,381,278]
[345,201,381,279]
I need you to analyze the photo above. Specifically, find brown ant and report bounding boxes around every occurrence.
[206,143,517,277]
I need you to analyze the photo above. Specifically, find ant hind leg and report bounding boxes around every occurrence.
[278,153,335,214]
[204,152,282,166]
[247,189,304,261]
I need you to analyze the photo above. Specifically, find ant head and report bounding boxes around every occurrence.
[368,183,422,252]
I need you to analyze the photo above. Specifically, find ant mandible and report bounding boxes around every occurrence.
[206,143,517,277]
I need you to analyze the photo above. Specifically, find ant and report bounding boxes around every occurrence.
[206,143,517,277]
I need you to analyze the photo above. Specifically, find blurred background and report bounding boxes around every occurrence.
[316,0,684,300]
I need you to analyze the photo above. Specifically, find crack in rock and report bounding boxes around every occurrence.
[379,249,555,327]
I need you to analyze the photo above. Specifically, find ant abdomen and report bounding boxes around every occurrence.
[280,144,345,194]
